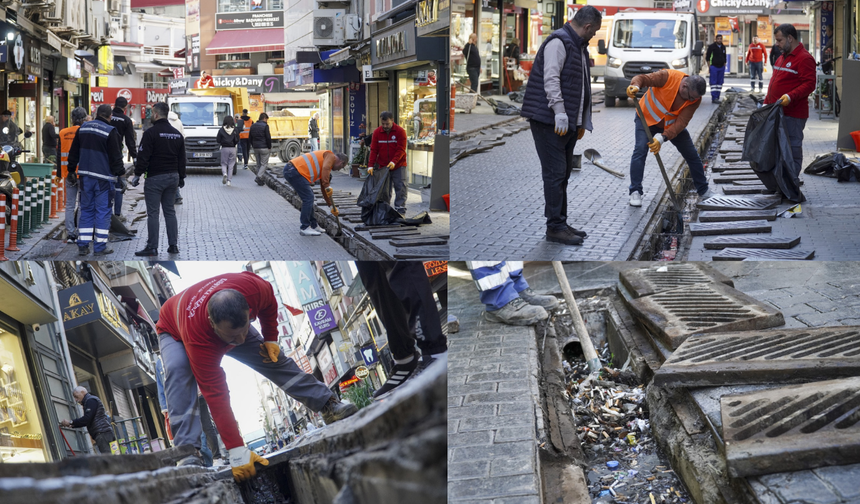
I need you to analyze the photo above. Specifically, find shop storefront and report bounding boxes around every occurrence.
[90,87,170,129]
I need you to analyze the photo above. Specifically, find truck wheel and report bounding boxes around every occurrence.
[284,140,302,162]
[605,95,616,108]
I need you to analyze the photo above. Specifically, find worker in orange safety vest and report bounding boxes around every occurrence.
[59,107,88,242]
[282,150,349,236]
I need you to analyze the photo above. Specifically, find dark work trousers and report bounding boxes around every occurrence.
[629,114,709,196]
[529,119,578,232]
[109,181,123,216]
[77,176,112,252]
[356,262,447,360]
[782,116,807,183]
[240,138,251,165]
[159,326,332,450]
[94,431,115,454]
[284,164,318,230]
[197,395,220,457]
[390,167,408,210]
[709,65,725,101]
[467,67,480,93]
[143,172,179,250]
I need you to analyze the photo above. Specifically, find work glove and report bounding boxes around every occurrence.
[259,342,280,364]
[778,94,791,106]
[66,173,78,188]
[331,207,339,217]
[554,113,569,136]
[178,178,185,189]
[648,134,664,154]
[118,177,128,193]
[228,446,269,482]
[626,85,640,99]
[577,128,585,140]
[367,166,374,176]
[130,176,141,187]
[386,161,395,169]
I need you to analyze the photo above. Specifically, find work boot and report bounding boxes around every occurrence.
[519,288,560,310]
[300,228,322,236]
[372,351,420,398]
[67,234,78,244]
[546,227,583,246]
[417,351,447,373]
[320,396,358,425]
[177,452,204,467]
[175,197,183,205]
[78,246,89,256]
[93,248,114,256]
[485,297,548,326]
[168,245,180,254]
[566,224,588,238]
[255,177,265,186]
[629,192,643,207]
[698,188,717,202]
[135,247,158,256]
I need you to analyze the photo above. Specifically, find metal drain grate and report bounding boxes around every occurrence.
[722,376,860,477]
[697,196,779,211]
[620,263,734,298]
[689,220,772,236]
[703,236,801,250]
[698,210,777,222]
[654,326,860,387]
[713,248,815,260]
[722,186,769,195]
[626,282,784,350]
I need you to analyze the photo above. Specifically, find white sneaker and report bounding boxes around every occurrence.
[226,180,231,186]
[698,188,716,201]
[629,192,643,207]
[300,227,322,236]
[222,175,227,185]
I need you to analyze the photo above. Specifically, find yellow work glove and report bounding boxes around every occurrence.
[778,94,790,106]
[325,187,333,197]
[648,134,664,154]
[229,446,269,482]
[626,85,640,99]
[387,161,395,169]
[367,167,374,176]
[577,128,585,140]
[331,207,339,217]
[259,342,280,364]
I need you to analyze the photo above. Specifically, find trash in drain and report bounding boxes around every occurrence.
[563,345,691,503]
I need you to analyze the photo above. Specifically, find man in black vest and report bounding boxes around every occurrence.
[520,6,601,247]
[60,386,116,454]
[110,97,137,218]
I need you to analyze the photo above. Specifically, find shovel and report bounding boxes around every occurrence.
[325,187,343,236]
[583,149,626,179]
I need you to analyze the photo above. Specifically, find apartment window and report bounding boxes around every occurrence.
[218,0,248,12]
[216,53,252,69]
[270,0,283,9]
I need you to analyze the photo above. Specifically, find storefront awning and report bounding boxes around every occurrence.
[205,28,284,55]
[263,92,319,105]
[0,276,57,325]
[513,0,537,9]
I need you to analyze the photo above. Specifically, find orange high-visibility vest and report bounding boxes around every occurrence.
[638,70,697,128]
[291,150,332,184]
[58,125,80,178]
[239,118,252,139]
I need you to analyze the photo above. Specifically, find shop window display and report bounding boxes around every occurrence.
[398,69,436,185]
[0,325,48,463]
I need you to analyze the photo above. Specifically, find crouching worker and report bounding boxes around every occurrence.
[156,271,358,481]
[282,150,349,236]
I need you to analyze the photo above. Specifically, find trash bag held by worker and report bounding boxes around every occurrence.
[741,103,804,202]
[358,166,401,225]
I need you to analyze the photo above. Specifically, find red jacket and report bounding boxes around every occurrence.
[745,43,767,64]
[156,272,279,449]
[368,123,407,170]
[764,43,816,119]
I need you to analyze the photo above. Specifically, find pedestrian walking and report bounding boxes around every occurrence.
[504,37,522,92]
[626,70,713,206]
[132,102,186,257]
[0,110,23,147]
[308,112,320,150]
[355,262,448,398]
[466,261,559,325]
[764,23,816,189]
[463,33,481,95]
[60,107,88,243]
[706,35,727,103]
[233,113,244,173]
[250,113,272,185]
[155,271,358,479]
[368,111,408,214]
[216,116,239,186]
[746,36,768,92]
[60,386,115,454]
[167,111,186,205]
[109,97,138,218]
[520,5,600,246]
[67,104,125,256]
[239,109,253,169]
[41,115,59,163]
[282,150,348,235]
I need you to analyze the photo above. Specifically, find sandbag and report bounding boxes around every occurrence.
[741,103,804,202]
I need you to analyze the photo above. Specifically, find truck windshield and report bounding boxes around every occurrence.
[170,102,231,126]
[613,20,687,49]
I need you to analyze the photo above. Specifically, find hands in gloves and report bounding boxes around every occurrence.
[229,446,269,482]
[387,161,395,169]
[577,128,585,140]
[554,113,569,136]
[178,178,185,189]
[648,134,664,154]
[626,85,640,99]
[130,176,141,187]
[66,173,78,187]
[778,94,791,106]
[331,207,339,217]
[367,166,374,176]
[259,342,280,364]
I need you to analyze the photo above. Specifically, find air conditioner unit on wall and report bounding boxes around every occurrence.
[344,14,360,42]
[313,9,345,47]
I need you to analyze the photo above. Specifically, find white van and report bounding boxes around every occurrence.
[597,11,703,107]
[166,94,234,166]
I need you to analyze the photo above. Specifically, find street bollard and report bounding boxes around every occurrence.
[32,178,43,231]
[21,180,31,239]
[49,171,59,219]
[0,194,6,260]
[6,187,20,251]
[42,176,50,224]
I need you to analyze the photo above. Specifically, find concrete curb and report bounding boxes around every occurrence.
[452,115,524,141]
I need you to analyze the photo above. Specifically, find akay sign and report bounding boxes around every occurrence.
[59,283,100,330]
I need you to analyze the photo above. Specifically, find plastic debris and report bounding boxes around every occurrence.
[607,461,619,469]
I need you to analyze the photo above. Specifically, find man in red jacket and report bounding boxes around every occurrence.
[745,36,768,92]
[368,111,408,214]
[156,271,357,481]
[764,23,816,186]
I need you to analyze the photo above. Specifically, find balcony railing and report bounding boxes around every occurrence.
[143,46,172,56]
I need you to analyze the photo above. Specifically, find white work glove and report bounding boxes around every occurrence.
[229,446,269,482]
[648,133,664,154]
[626,85,640,99]
[554,113,569,136]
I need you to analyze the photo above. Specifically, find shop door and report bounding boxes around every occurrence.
[332,87,345,154]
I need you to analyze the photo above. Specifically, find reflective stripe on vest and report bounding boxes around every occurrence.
[291,151,330,183]
[59,126,80,178]
[639,70,697,128]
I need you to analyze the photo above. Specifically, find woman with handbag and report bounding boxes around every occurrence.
[463,33,482,95]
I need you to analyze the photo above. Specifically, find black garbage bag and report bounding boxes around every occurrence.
[742,103,805,202]
[804,152,860,182]
[397,211,432,226]
[487,97,521,116]
[508,91,525,103]
[358,167,401,225]
[109,214,136,241]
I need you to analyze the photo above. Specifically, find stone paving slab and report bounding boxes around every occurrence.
[697,196,779,211]
[689,220,772,236]
[722,377,860,478]
[619,262,734,298]
[703,235,801,249]
[698,210,777,222]
[712,248,815,260]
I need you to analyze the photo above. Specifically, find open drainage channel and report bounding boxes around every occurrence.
[535,288,692,504]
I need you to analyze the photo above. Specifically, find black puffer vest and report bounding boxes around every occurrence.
[83,394,113,437]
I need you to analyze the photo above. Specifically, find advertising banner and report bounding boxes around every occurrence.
[215,11,284,30]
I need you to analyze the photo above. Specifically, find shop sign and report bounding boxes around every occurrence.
[284,62,315,89]
[306,303,338,335]
[673,0,691,9]
[424,261,447,277]
[63,80,78,93]
[285,261,325,305]
[355,366,370,379]
[91,87,169,105]
[318,346,337,386]
[416,0,450,37]
[13,34,24,70]
[288,349,313,374]
[360,344,379,366]
[0,46,6,64]
[47,31,63,52]
[59,283,100,330]
[348,83,366,140]
[339,376,360,390]
[215,11,284,30]
[169,78,191,94]
[211,75,284,93]
[96,291,127,333]
[28,46,40,66]
[376,31,408,59]
[361,65,388,83]
[322,262,344,290]
[695,0,772,15]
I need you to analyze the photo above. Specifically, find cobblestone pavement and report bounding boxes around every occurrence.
[452,94,524,137]
[450,88,720,261]
[13,164,354,261]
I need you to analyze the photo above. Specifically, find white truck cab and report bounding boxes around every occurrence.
[166,94,233,166]
[598,11,703,107]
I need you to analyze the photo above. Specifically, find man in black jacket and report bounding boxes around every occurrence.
[706,35,727,103]
[132,102,186,257]
[41,115,59,163]
[110,97,137,218]
[60,386,115,454]
[250,113,272,185]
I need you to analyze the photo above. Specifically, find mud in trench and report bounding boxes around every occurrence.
[554,308,692,504]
